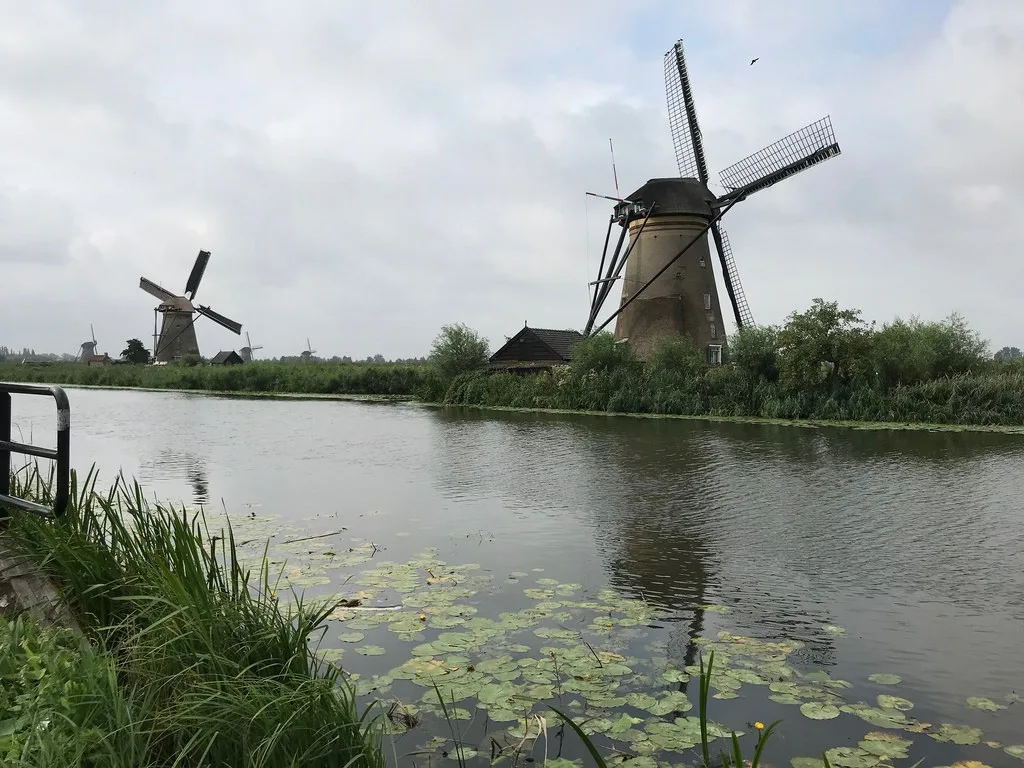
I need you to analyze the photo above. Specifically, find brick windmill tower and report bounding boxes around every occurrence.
[586,40,842,362]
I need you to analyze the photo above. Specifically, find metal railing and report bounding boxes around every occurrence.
[0,383,71,519]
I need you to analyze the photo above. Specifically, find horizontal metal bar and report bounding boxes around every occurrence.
[0,440,58,461]
[0,493,55,518]
[588,276,623,286]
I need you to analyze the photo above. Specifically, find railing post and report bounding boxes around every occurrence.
[0,383,71,519]
[1,391,10,519]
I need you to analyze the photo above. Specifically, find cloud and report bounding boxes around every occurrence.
[1,0,1021,359]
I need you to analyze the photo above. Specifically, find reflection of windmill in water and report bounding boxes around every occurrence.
[586,39,842,360]
[240,332,264,362]
[139,250,244,363]
[75,324,98,362]
[138,450,210,506]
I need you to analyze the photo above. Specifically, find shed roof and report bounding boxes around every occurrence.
[489,326,585,364]
[211,350,243,364]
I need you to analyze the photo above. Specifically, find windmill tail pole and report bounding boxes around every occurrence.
[593,196,742,336]
[587,203,656,335]
[589,216,615,321]
[585,219,629,336]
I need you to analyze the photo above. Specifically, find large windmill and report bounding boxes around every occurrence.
[75,324,97,362]
[140,250,243,363]
[585,40,842,361]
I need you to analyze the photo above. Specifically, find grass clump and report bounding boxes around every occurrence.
[3,464,385,768]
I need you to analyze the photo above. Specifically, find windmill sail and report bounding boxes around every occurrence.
[719,116,840,199]
[665,40,708,183]
[185,250,211,299]
[196,304,242,335]
[713,225,754,328]
[665,40,754,329]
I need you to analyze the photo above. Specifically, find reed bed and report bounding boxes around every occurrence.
[2,464,386,768]
[0,360,427,397]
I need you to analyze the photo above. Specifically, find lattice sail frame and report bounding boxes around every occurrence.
[719,115,840,197]
[664,41,705,181]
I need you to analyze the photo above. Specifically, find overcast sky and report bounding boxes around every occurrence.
[2,0,1021,360]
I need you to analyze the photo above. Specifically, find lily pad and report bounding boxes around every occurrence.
[1005,745,1024,761]
[338,632,365,643]
[877,694,914,711]
[355,645,386,656]
[931,723,984,745]
[859,732,912,759]
[966,697,1006,712]
[867,673,902,685]
[800,702,841,720]
[824,747,881,768]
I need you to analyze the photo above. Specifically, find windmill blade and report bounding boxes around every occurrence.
[664,40,710,183]
[90,323,96,344]
[719,115,841,201]
[184,250,211,299]
[710,223,755,329]
[140,277,178,303]
[196,304,242,335]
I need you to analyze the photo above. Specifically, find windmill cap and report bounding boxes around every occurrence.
[626,177,716,218]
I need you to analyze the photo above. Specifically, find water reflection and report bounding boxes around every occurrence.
[138,450,211,505]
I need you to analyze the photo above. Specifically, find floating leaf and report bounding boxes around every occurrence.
[931,723,984,745]
[824,624,846,635]
[824,747,881,768]
[966,697,1006,712]
[1005,745,1024,761]
[877,694,914,711]
[800,702,840,720]
[867,673,902,685]
[355,645,386,656]
[338,632,365,643]
[859,732,912,759]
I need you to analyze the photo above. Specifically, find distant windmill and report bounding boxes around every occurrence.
[299,338,317,362]
[585,38,841,361]
[240,332,264,362]
[139,250,243,363]
[76,324,98,362]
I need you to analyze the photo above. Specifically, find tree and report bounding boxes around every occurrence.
[428,323,490,383]
[994,346,1022,363]
[728,325,781,382]
[121,338,151,364]
[777,299,874,391]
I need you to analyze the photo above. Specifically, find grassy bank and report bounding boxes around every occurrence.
[1,466,385,767]
[0,360,428,397]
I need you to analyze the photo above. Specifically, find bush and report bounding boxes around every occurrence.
[428,323,490,385]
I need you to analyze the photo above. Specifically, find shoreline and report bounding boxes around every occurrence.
[8,380,1024,433]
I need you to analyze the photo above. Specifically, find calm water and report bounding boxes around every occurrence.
[8,387,1024,766]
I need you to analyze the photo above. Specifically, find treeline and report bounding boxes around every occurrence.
[0,360,428,396]
[435,301,1024,426]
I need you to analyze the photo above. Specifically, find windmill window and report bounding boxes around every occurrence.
[699,257,706,268]
[708,345,723,366]
[710,321,717,339]
[703,293,711,310]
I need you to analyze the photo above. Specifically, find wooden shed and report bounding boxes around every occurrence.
[489,326,585,374]
[210,350,244,366]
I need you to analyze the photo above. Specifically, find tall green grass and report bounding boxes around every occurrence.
[0,360,427,397]
[3,464,386,768]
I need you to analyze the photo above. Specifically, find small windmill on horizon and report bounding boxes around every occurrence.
[585,39,842,361]
[75,324,98,362]
[300,338,317,362]
[240,332,263,362]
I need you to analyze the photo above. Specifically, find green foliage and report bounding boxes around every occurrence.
[729,325,780,382]
[995,345,1022,363]
[569,332,635,377]
[434,300,1024,427]
[428,323,490,385]
[120,338,150,365]
[0,360,426,396]
[777,299,874,392]
[5,465,386,768]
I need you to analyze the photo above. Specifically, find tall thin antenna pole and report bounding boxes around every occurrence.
[609,139,620,198]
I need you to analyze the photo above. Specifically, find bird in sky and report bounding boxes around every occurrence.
[750,57,759,65]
